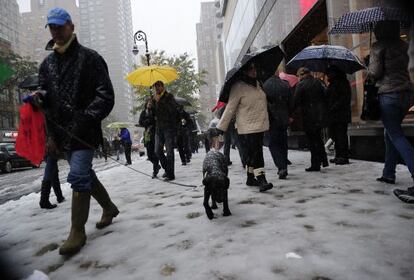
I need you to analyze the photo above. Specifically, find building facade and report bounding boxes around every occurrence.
[217,0,413,161]
[78,0,135,123]
[20,0,79,64]
[0,0,20,141]
[196,1,223,124]
[0,0,21,55]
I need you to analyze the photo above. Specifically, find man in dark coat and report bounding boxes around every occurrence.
[326,66,351,165]
[263,72,293,179]
[37,8,119,255]
[153,80,179,181]
[294,67,328,171]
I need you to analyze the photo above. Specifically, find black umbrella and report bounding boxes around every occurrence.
[19,74,39,90]
[329,6,411,34]
[175,96,191,106]
[218,45,284,102]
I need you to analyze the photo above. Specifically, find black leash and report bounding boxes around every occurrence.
[46,117,199,188]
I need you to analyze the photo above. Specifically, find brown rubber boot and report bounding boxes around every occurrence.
[91,178,119,229]
[59,191,91,255]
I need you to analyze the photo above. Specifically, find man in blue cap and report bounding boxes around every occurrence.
[35,7,119,255]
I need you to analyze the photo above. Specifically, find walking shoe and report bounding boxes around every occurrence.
[164,175,175,181]
[393,188,414,204]
[162,172,168,178]
[376,177,395,184]
[246,172,259,186]
[256,174,273,192]
[152,164,161,178]
[182,162,187,166]
[278,169,288,180]
[329,158,337,164]
[305,166,320,172]
[335,158,349,165]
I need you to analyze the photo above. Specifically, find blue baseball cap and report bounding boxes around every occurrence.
[46,7,72,27]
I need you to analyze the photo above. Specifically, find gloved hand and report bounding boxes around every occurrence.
[23,92,43,109]
[46,136,61,158]
[211,127,224,137]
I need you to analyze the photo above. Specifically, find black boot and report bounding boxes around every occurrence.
[52,177,65,203]
[256,173,273,192]
[39,181,57,209]
[246,172,259,186]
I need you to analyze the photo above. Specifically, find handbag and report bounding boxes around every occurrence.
[360,79,381,121]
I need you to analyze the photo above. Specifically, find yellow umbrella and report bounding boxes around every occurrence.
[125,65,179,87]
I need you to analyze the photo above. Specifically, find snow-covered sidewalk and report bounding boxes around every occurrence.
[1,149,413,280]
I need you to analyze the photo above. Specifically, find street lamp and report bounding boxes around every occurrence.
[132,30,150,66]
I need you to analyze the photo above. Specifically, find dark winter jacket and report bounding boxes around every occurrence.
[119,128,132,145]
[368,21,414,94]
[294,75,327,130]
[112,139,121,150]
[139,108,156,130]
[177,107,192,135]
[153,91,179,131]
[39,36,114,151]
[326,76,352,124]
[263,75,293,127]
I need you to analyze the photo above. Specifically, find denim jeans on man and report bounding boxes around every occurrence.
[269,125,288,172]
[379,91,414,180]
[66,149,96,192]
[155,128,176,178]
[43,155,58,182]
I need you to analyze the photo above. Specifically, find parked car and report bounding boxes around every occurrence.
[0,143,37,173]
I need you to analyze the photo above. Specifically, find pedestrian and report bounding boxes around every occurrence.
[39,147,65,209]
[36,7,119,255]
[293,67,328,172]
[325,65,352,165]
[139,97,161,178]
[217,62,273,192]
[119,127,132,165]
[152,80,179,181]
[177,105,192,165]
[366,21,414,203]
[102,137,110,162]
[112,136,121,160]
[263,70,293,179]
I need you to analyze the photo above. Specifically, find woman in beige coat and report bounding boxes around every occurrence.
[217,62,273,192]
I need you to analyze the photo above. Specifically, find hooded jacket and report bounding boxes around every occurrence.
[39,36,114,151]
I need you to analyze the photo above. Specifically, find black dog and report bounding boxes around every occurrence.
[202,151,231,220]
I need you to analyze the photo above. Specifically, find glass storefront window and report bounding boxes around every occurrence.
[224,0,266,70]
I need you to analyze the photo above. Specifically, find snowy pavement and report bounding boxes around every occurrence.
[0,149,413,280]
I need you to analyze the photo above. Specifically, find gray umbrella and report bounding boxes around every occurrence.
[286,45,365,74]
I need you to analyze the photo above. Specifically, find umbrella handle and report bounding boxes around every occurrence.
[369,22,373,48]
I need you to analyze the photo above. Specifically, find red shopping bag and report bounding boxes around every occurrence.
[15,104,46,166]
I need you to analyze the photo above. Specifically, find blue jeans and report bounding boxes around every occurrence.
[66,149,96,192]
[269,125,288,171]
[379,91,414,180]
[43,156,58,182]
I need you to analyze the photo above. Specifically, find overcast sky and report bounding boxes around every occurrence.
[16,0,204,59]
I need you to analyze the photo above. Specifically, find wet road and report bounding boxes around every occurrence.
[0,158,120,205]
